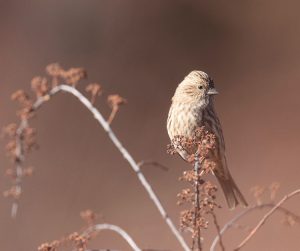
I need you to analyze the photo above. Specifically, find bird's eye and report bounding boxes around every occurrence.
[198,85,203,90]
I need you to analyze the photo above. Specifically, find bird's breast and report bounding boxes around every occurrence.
[167,102,203,140]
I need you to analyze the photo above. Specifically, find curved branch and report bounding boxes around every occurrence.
[83,223,141,251]
[12,85,190,251]
[234,189,300,250]
[210,190,300,251]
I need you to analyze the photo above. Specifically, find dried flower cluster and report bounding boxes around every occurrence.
[168,126,221,250]
[168,127,216,165]
[85,83,102,104]
[107,94,127,124]
[179,181,219,225]
[2,120,36,201]
[46,63,87,87]
[250,182,280,205]
[37,210,97,251]
[3,63,126,217]
[11,90,34,120]
[248,182,300,227]
[37,209,143,251]
[80,209,98,226]
[31,76,50,98]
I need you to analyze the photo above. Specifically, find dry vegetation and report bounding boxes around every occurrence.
[2,64,300,251]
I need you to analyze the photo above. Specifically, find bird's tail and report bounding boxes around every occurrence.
[216,173,248,209]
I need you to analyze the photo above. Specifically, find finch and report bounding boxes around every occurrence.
[167,71,247,209]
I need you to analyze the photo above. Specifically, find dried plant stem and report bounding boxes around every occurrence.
[192,154,202,251]
[13,85,190,251]
[11,124,26,218]
[107,107,118,125]
[210,211,225,251]
[137,160,169,171]
[234,189,300,250]
[210,201,300,251]
[83,224,141,251]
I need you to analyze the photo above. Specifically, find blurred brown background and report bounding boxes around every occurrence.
[0,1,300,250]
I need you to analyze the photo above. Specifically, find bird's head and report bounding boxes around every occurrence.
[173,70,218,105]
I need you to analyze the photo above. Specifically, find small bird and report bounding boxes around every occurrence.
[167,70,247,209]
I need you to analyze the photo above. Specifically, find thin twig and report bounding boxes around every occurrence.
[210,211,225,251]
[210,201,300,251]
[137,160,169,171]
[12,85,190,251]
[83,224,141,251]
[234,189,300,250]
[107,107,118,125]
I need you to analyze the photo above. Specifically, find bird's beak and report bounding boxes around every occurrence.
[207,88,218,95]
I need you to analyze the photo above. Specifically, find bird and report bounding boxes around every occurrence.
[167,70,247,209]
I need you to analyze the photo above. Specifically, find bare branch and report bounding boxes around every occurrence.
[210,211,225,251]
[234,189,300,250]
[83,224,142,251]
[210,201,300,251]
[137,160,169,171]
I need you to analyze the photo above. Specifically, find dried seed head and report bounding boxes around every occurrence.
[85,83,102,104]
[269,182,280,201]
[250,185,266,205]
[62,67,87,86]
[69,232,89,251]
[11,90,27,102]
[107,94,127,124]
[46,63,64,87]
[281,214,297,227]
[107,94,127,109]
[38,242,58,251]
[80,209,97,226]
[23,166,34,176]
[46,63,63,77]
[3,186,21,199]
[2,123,18,137]
[31,76,49,97]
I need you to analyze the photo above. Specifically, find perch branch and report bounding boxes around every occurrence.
[192,154,202,251]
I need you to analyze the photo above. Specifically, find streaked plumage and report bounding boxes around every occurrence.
[167,71,247,209]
